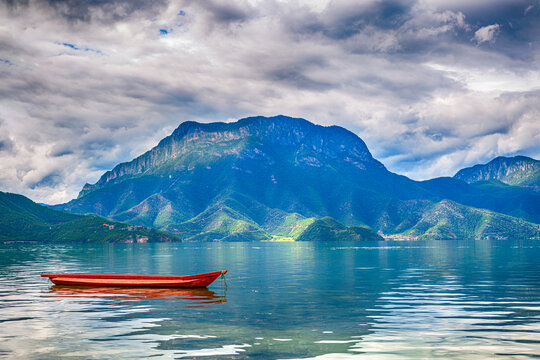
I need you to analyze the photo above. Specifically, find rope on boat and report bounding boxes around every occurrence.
[220,271,228,290]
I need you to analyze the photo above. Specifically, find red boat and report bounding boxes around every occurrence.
[41,270,227,288]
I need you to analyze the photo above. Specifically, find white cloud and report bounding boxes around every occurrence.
[474,24,501,44]
[425,62,540,94]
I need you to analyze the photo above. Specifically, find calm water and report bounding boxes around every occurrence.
[0,240,539,359]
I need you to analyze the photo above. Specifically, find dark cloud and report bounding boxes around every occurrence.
[45,0,169,23]
[263,55,332,91]
[280,0,539,69]
[28,172,61,189]
[2,0,29,8]
[189,0,250,24]
[182,0,255,34]
[424,0,540,62]
[267,67,333,91]
[49,146,74,157]
[284,0,411,40]
[0,138,14,153]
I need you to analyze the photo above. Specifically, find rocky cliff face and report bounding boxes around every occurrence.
[454,156,540,186]
[78,115,384,198]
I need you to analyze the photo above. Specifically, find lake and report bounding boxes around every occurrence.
[0,240,539,359]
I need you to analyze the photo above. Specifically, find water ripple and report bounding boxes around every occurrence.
[1,241,539,359]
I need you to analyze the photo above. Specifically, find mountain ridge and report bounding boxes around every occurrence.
[0,191,179,243]
[454,155,539,187]
[57,115,540,241]
[79,115,384,199]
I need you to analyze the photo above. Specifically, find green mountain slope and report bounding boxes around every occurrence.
[297,217,383,241]
[454,156,540,187]
[55,116,540,241]
[404,200,540,240]
[421,177,540,224]
[0,191,179,243]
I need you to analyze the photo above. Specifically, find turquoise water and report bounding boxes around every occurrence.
[0,240,539,359]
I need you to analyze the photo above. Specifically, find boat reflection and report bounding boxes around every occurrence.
[49,285,226,307]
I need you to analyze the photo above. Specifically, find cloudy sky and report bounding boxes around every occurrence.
[1,0,539,204]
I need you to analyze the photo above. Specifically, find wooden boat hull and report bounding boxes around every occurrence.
[41,270,226,288]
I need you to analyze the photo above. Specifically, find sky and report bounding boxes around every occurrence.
[0,0,539,204]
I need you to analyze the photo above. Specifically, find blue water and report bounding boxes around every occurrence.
[0,240,539,359]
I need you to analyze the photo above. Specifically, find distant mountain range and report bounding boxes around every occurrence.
[454,156,539,187]
[0,191,179,243]
[50,115,539,241]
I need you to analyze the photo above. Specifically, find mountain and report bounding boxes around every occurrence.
[0,191,179,243]
[59,115,427,240]
[296,217,384,241]
[420,176,540,224]
[56,115,540,241]
[403,200,540,240]
[454,156,540,187]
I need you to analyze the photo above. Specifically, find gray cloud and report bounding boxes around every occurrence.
[185,0,252,25]
[46,0,169,23]
[0,135,15,153]
[0,0,539,203]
